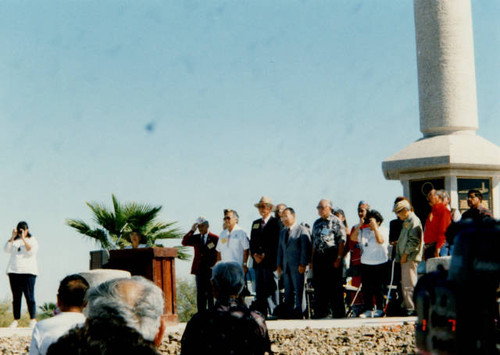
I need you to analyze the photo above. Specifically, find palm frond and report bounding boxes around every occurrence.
[146,221,178,234]
[68,194,183,257]
[152,230,182,240]
[86,202,119,235]
[65,219,112,249]
[172,245,190,261]
[126,205,162,230]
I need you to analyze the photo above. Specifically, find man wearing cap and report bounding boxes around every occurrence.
[182,217,219,311]
[249,197,281,316]
[393,199,424,316]
[311,199,346,318]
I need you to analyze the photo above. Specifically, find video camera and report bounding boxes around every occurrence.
[414,219,500,354]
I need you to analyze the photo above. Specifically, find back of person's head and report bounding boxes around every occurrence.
[211,262,245,299]
[47,316,160,355]
[434,189,448,201]
[438,189,450,201]
[57,274,90,310]
[86,276,164,342]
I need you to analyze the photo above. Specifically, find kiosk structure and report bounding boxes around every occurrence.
[382,0,500,222]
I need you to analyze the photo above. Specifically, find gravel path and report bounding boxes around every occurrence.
[0,324,416,354]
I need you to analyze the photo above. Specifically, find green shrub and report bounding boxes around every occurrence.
[0,299,12,327]
[176,278,197,322]
[0,299,54,327]
[38,302,57,320]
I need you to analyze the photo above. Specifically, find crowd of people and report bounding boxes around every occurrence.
[182,190,493,320]
[0,188,493,354]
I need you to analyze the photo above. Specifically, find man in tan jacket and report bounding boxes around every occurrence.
[393,199,424,316]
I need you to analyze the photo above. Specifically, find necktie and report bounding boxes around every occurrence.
[285,228,290,244]
[260,219,265,229]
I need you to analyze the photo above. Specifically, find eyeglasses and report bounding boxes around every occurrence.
[316,206,328,210]
[223,216,232,221]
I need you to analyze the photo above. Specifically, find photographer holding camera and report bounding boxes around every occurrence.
[351,210,389,318]
[4,221,39,328]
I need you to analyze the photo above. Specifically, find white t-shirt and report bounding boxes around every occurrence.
[4,236,39,275]
[29,312,86,355]
[359,226,389,265]
[216,225,249,264]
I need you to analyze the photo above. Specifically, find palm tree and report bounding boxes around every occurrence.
[66,194,189,259]
[38,302,57,320]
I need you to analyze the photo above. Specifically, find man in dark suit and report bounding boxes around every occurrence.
[276,207,312,319]
[250,196,281,317]
[182,217,219,312]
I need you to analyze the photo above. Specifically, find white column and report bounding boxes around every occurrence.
[447,176,459,210]
[414,0,478,137]
[402,179,410,199]
[492,177,500,219]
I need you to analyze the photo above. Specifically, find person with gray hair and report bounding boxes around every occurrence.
[211,261,246,298]
[216,209,250,273]
[47,276,166,355]
[181,262,271,355]
[424,189,452,260]
[311,199,347,318]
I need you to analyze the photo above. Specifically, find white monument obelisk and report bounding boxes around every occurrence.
[382,0,500,218]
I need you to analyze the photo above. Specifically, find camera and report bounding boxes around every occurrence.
[414,219,500,354]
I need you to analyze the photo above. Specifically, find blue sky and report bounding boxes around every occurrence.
[1,1,499,306]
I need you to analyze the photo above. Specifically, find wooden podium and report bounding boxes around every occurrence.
[98,247,178,324]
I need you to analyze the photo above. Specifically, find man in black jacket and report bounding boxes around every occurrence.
[250,196,281,317]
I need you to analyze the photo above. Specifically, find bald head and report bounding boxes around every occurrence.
[86,277,164,343]
[116,280,143,307]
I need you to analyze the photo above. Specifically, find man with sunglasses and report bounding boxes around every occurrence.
[216,209,250,273]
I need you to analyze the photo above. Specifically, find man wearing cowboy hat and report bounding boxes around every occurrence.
[249,196,281,317]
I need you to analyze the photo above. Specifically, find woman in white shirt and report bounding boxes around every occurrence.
[351,210,388,318]
[4,221,39,328]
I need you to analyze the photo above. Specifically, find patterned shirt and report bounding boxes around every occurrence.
[311,214,346,253]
